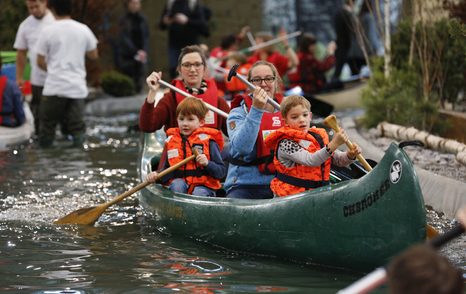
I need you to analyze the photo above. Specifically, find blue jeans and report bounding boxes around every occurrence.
[169,178,216,197]
[226,185,273,199]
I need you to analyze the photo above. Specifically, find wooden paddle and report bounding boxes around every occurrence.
[323,115,373,171]
[324,115,439,238]
[54,153,197,225]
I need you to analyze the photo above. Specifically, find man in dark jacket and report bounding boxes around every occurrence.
[159,0,210,78]
[114,0,150,92]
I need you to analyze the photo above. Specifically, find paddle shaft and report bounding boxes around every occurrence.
[105,153,197,208]
[231,72,281,110]
[156,79,229,118]
[54,153,197,225]
[337,224,465,294]
[241,31,301,53]
[324,115,372,171]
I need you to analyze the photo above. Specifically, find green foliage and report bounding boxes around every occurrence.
[362,57,442,132]
[0,1,28,50]
[442,19,466,105]
[100,71,135,97]
[363,17,465,132]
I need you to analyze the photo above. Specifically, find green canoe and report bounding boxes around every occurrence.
[138,132,427,270]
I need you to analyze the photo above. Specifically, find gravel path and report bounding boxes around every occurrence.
[360,127,466,183]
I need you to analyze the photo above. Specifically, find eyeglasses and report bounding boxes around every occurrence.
[249,76,276,85]
[181,62,204,69]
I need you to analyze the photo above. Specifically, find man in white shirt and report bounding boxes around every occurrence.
[13,0,55,134]
[35,0,98,148]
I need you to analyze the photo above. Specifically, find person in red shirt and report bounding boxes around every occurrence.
[208,26,249,93]
[288,33,336,94]
[247,29,299,78]
[139,45,230,135]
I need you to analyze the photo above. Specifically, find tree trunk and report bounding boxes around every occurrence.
[384,0,391,78]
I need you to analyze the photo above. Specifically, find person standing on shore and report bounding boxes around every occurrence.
[13,0,55,134]
[35,0,98,148]
[159,0,210,79]
[113,0,150,93]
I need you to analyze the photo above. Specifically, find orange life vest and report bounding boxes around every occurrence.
[229,93,284,174]
[265,126,331,197]
[165,127,224,192]
[173,79,219,129]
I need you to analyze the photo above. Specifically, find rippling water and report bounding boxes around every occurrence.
[0,110,464,293]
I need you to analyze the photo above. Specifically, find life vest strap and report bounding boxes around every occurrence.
[227,155,271,167]
[172,169,206,178]
[276,172,329,189]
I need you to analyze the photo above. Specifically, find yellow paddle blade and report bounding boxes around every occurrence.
[54,205,107,225]
[426,224,439,239]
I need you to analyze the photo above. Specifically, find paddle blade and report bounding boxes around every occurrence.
[54,205,107,225]
[426,224,439,239]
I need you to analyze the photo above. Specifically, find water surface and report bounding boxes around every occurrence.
[0,111,463,293]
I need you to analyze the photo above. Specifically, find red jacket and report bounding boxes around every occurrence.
[139,79,230,135]
[288,52,335,94]
[247,51,289,77]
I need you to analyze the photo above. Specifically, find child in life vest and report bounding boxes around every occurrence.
[264,95,361,197]
[146,97,226,196]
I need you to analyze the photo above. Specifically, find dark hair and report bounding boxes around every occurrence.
[387,245,464,294]
[176,45,207,70]
[220,34,237,50]
[49,0,72,16]
[255,32,275,54]
[299,33,317,53]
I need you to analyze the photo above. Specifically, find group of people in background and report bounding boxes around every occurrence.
[9,0,98,148]
[2,0,381,149]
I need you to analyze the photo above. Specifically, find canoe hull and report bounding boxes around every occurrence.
[0,102,34,149]
[315,80,367,110]
[138,133,426,270]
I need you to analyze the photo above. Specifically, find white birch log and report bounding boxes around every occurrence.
[457,152,466,165]
[377,121,466,165]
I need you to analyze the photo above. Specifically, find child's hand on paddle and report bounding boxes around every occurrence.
[196,154,208,167]
[328,128,348,151]
[146,171,159,183]
[346,143,361,160]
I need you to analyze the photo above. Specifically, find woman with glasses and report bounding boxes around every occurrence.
[224,61,284,199]
[139,45,230,135]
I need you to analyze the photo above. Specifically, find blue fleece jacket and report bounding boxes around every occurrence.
[224,101,276,192]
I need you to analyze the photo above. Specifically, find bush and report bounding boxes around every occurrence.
[100,71,135,97]
[361,58,440,132]
[362,17,464,133]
